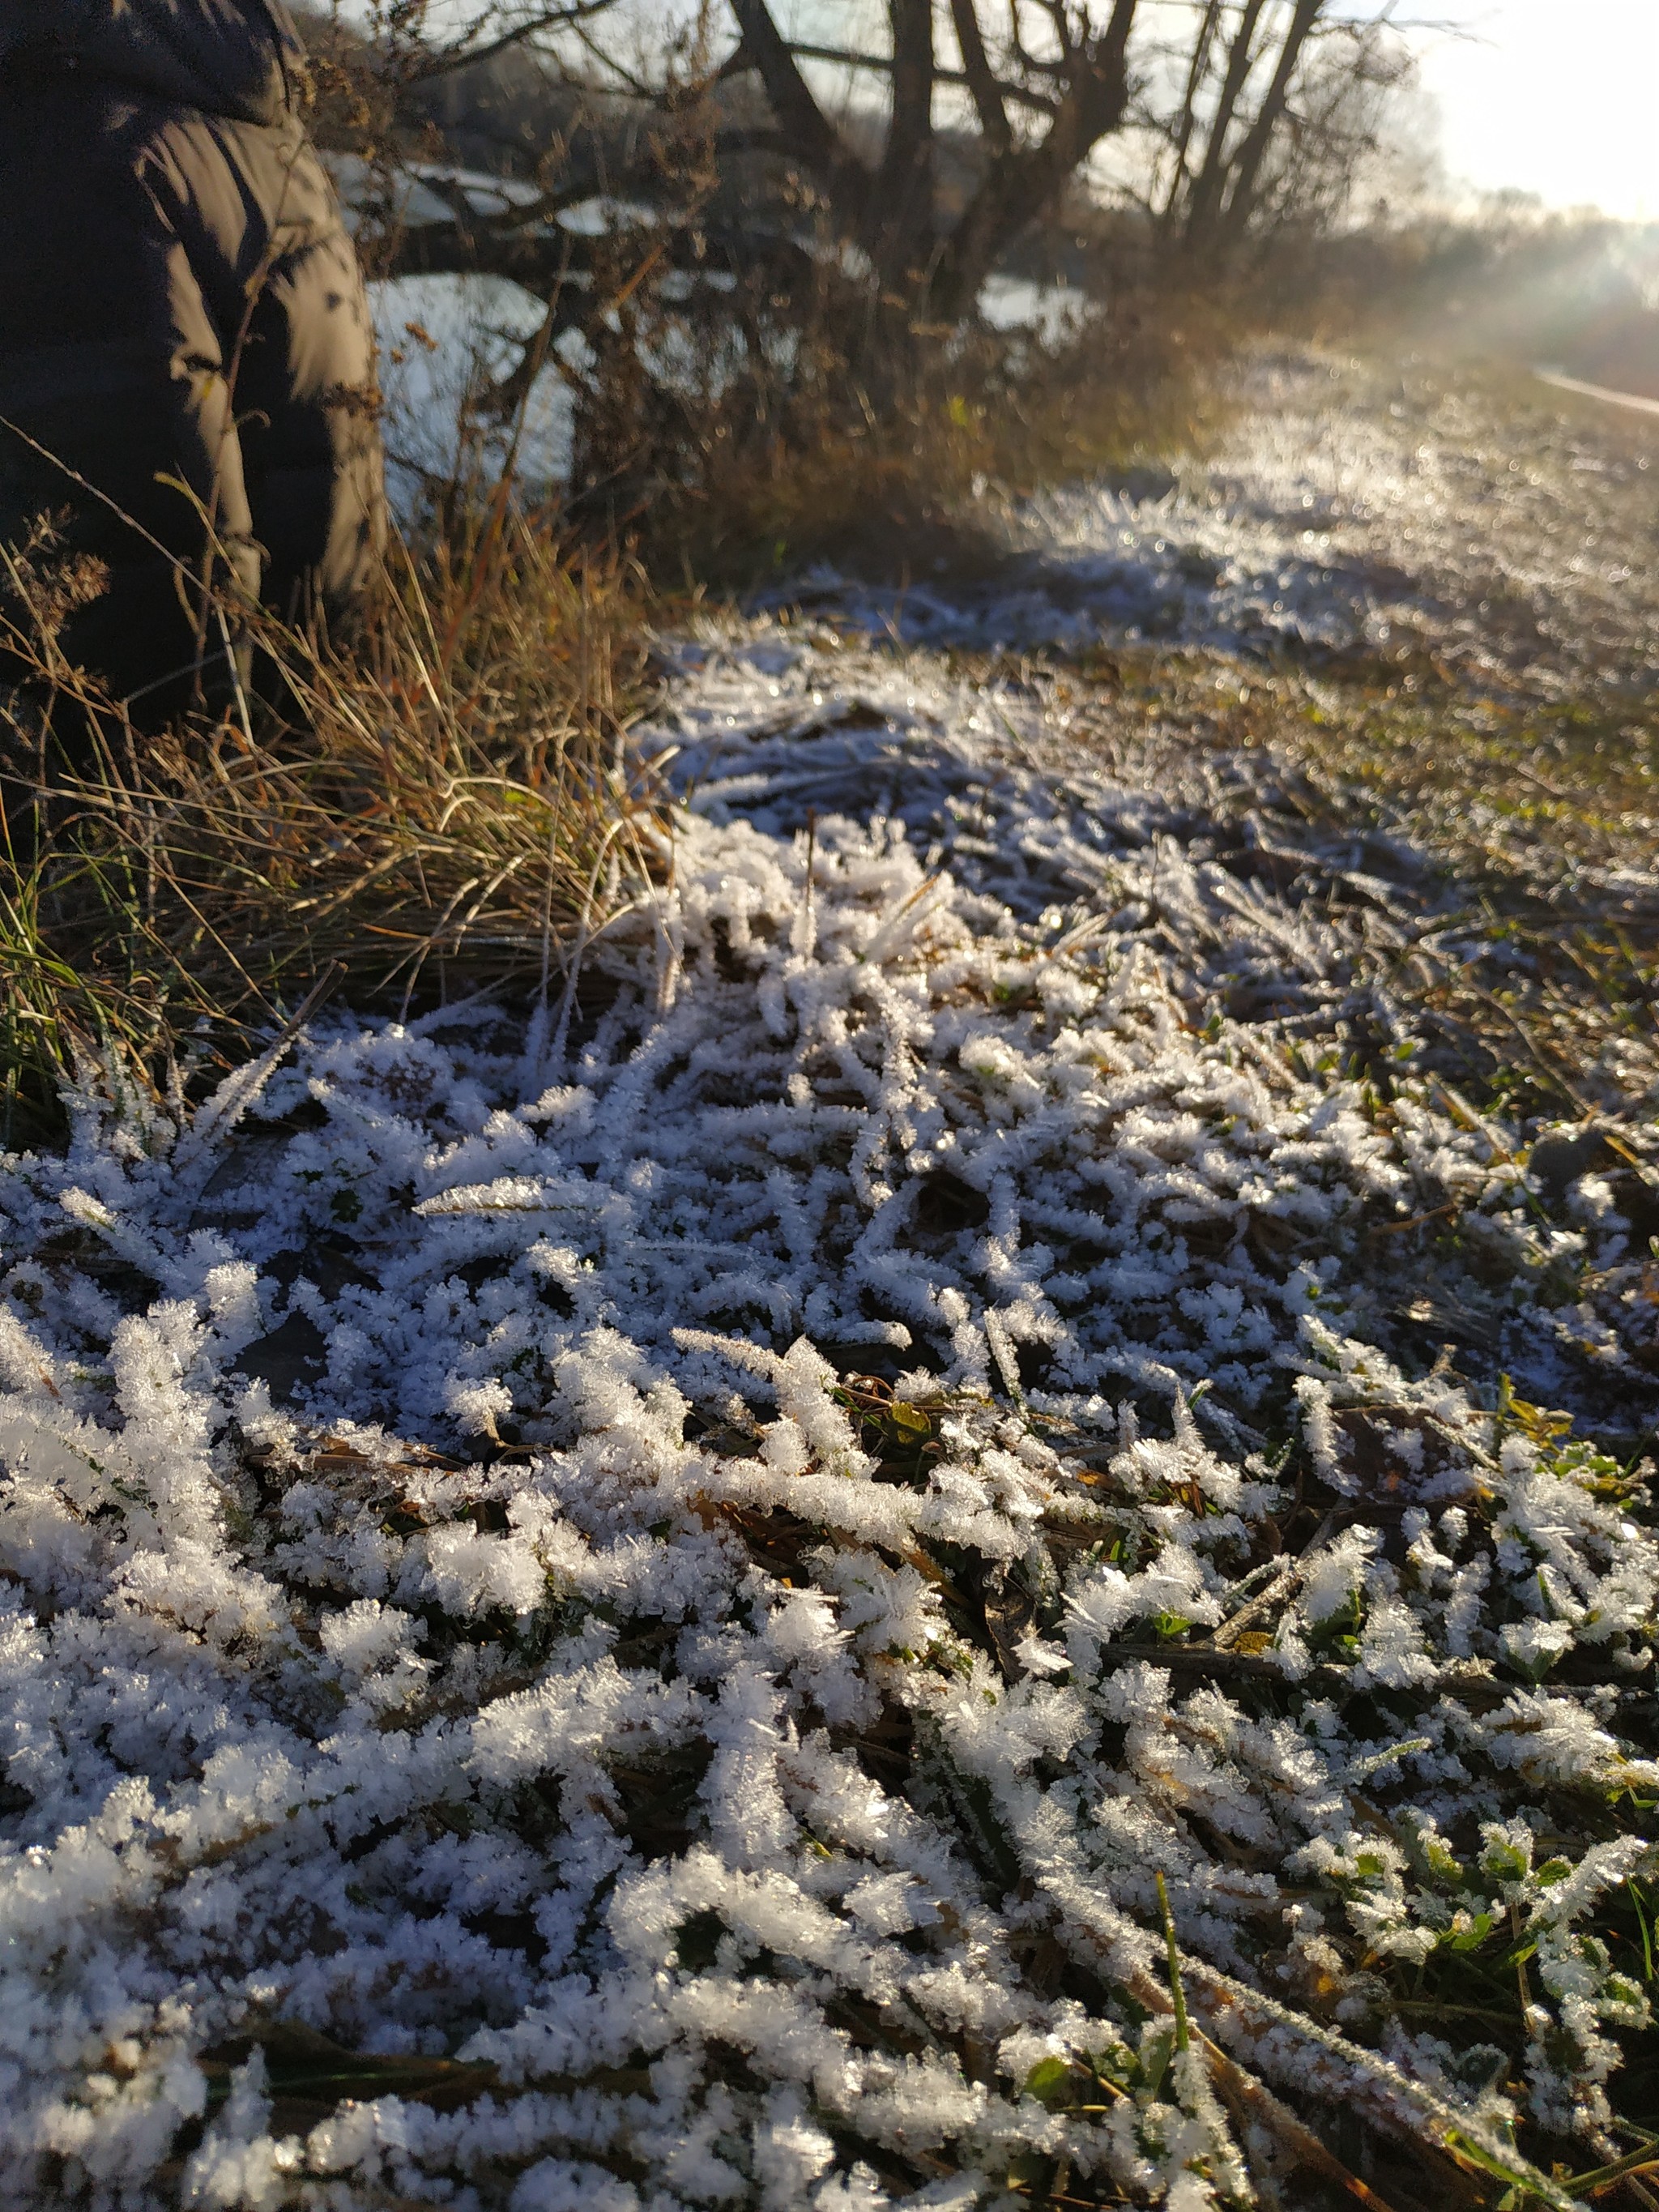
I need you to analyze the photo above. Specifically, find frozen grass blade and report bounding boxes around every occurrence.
[1157,1870,1191,2056]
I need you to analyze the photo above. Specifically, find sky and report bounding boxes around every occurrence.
[1409,0,1659,220]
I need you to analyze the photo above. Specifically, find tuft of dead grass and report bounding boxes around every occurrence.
[0,506,662,1147]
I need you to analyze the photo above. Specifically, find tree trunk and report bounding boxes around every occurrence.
[930,0,1138,322]
[1213,0,1325,249]
[869,0,936,288]
[1161,0,1222,227]
[727,0,851,205]
[948,0,1012,158]
[1182,0,1267,250]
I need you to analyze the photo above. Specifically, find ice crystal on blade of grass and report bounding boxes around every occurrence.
[2,595,1657,2210]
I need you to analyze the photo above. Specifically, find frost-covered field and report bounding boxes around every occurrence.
[787,352,1659,699]
[3,361,1658,2210]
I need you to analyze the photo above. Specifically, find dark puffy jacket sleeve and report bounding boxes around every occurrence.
[0,1,303,123]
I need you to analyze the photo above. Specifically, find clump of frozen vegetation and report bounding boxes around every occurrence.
[2,616,1657,2211]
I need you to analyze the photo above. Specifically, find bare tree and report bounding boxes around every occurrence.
[1151,1,1411,258]
[724,0,1141,333]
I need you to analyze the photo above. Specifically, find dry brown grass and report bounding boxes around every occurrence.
[637,289,1237,592]
[0,507,662,1145]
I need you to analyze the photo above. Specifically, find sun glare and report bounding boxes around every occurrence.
[1415,0,1659,220]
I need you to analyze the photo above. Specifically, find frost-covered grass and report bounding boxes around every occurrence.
[2,353,1658,2212]
[783,344,1659,1117]
[791,351,1659,696]
[4,635,1658,2210]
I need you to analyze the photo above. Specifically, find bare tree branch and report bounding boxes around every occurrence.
[1213,0,1327,242]
[391,0,625,83]
[1162,0,1222,220]
[949,0,1013,152]
[727,0,846,190]
[772,42,1056,118]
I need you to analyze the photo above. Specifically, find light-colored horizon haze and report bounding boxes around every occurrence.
[1410,0,1658,220]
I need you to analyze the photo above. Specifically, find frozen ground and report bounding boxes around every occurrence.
[2,357,1657,2210]
[785,352,1659,697]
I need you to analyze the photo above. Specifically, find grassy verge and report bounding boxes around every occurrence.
[964,349,1659,1131]
[1283,679,1659,1117]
